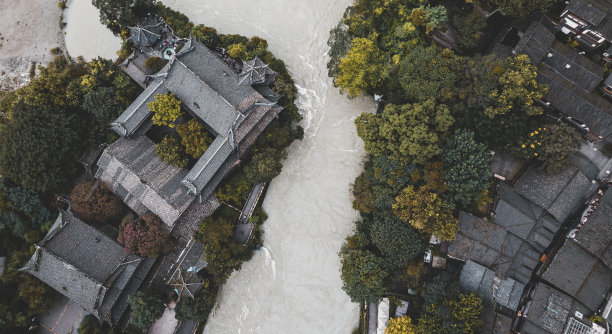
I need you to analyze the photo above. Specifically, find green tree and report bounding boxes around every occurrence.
[392,185,458,241]
[155,136,189,169]
[82,86,122,124]
[174,287,217,322]
[78,314,112,334]
[69,181,125,225]
[418,293,483,334]
[339,245,388,303]
[336,37,385,97]
[18,275,59,316]
[92,0,155,34]
[244,148,286,183]
[451,10,487,50]
[0,101,84,195]
[356,99,454,164]
[128,290,165,328]
[352,171,376,214]
[442,129,492,207]
[423,271,461,306]
[191,25,221,47]
[514,124,581,173]
[327,8,353,78]
[369,214,425,268]
[148,93,183,128]
[176,119,214,159]
[399,46,465,102]
[491,0,554,17]
[144,56,167,73]
[386,316,417,334]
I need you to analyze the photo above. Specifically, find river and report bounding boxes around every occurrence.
[64,0,373,333]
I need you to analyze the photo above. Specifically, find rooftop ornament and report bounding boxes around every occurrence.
[128,21,163,48]
[238,57,271,86]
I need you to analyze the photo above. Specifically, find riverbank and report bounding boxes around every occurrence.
[0,0,65,91]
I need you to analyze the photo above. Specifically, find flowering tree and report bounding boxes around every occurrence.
[118,213,172,257]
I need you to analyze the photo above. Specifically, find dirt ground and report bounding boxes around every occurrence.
[0,0,65,91]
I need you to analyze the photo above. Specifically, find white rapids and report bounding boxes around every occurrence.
[64,0,374,332]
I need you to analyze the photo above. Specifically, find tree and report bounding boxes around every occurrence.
[355,99,454,164]
[148,93,183,128]
[82,87,122,124]
[386,316,417,334]
[92,0,155,34]
[144,57,167,73]
[339,245,388,303]
[423,271,462,306]
[327,11,352,78]
[176,119,213,159]
[118,213,172,257]
[442,129,492,207]
[191,25,221,47]
[491,0,554,17]
[69,181,125,225]
[392,185,458,241]
[78,314,112,334]
[418,293,483,334]
[128,290,165,328]
[244,148,286,183]
[336,37,385,97]
[369,214,425,268]
[0,101,85,194]
[514,124,581,173]
[155,136,189,169]
[352,171,375,214]
[18,275,59,316]
[399,46,465,102]
[451,10,487,50]
[174,287,217,322]
[0,179,51,229]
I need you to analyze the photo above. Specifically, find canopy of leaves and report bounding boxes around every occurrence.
[369,213,426,268]
[176,119,214,159]
[92,0,154,34]
[69,181,125,225]
[174,286,217,323]
[78,314,112,334]
[356,99,454,164]
[0,179,51,232]
[423,271,462,306]
[148,93,183,128]
[392,185,457,241]
[491,0,554,17]
[386,316,417,334]
[118,213,172,257]
[155,2,194,38]
[128,290,165,328]
[244,148,286,183]
[17,275,59,316]
[327,9,353,78]
[155,136,189,169]
[399,46,465,102]
[514,124,581,174]
[418,293,483,334]
[352,171,376,214]
[144,56,168,73]
[336,37,385,97]
[442,129,492,207]
[339,245,388,303]
[82,86,122,124]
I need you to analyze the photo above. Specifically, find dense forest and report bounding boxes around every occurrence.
[329,0,582,333]
[0,0,302,332]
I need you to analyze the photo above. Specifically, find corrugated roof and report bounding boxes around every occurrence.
[566,0,608,26]
[514,18,556,64]
[541,42,604,93]
[112,79,167,137]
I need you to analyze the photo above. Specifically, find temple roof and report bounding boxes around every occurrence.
[238,57,277,86]
[21,212,154,327]
[129,20,164,48]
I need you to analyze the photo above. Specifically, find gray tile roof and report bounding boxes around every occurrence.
[566,0,608,26]
[513,165,592,223]
[543,239,612,311]
[514,18,557,64]
[541,42,604,94]
[459,260,525,311]
[21,212,153,327]
[96,136,196,227]
[573,200,612,264]
[111,78,167,137]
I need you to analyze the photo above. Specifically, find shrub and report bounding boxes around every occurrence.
[128,290,165,328]
[69,181,124,225]
[78,314,112,334]
[144,56,167,73]
[155,136,189,169]
[244,148,286,183]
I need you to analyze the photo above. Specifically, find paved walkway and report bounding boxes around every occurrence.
[38,296,85,334]
[147,302,179,334]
